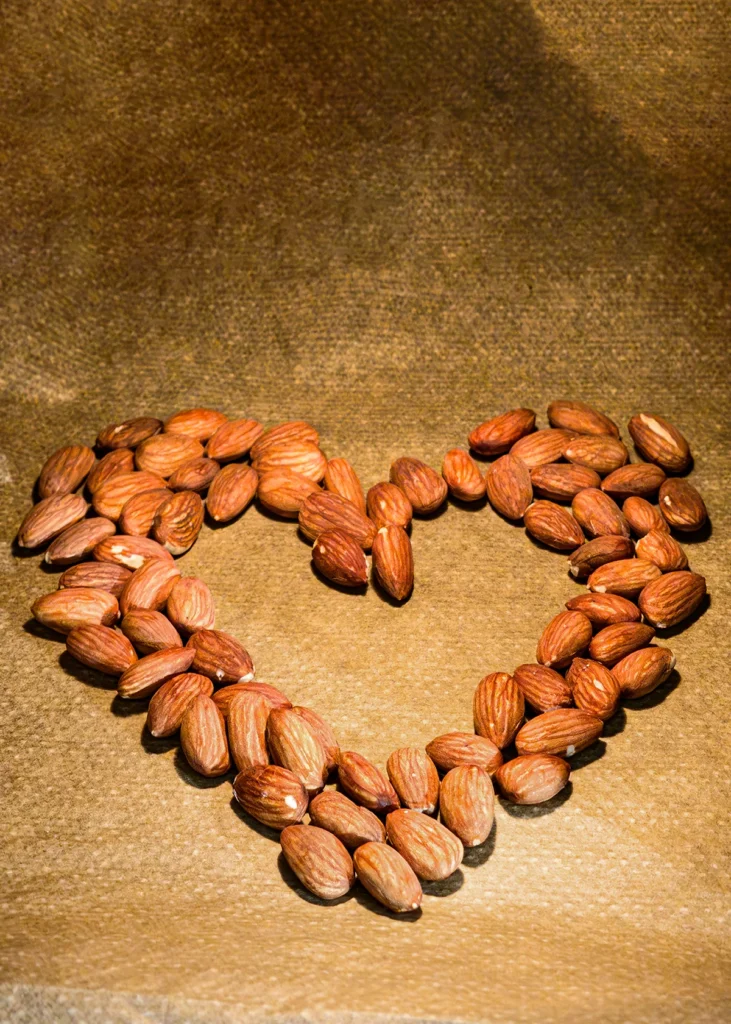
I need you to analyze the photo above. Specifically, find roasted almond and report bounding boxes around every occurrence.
[389,457,448,515]
[386,748,440,814]
[601,463,666,501]
[638,570,706,628]
[213,681,291,717]
[118,488,172,536]
[564,592,641,627]
[152,490,204,555]
[121,609,183,654]
[18,493,89,548]
[31,587,119,635]
[86,448,135,494]
[514,663,573,712]
[250,421,319,460]
[442,449,486,502]
[587,558,662,597]
[622,496,669,537]
[266,706,328,794]
[386,809,463,881]
[94,534,174,570]
[547,400,619,438]
[337,751,400,813]
[309,791,386,849]
[536,610,592,669]
[588,622,655,665]
[135,433,204,478]
[117,646,195,700]
[59,561,132,597]
[97,416,162,450]
[468,408,536,455]
[206,418,264,462]
[168,457,220,493]
[563,435,628,475]
[45,517,116,566]
[252,441,327,483]
[530,462,601,502]
[565,658,620,720]
[256,468,319,518]
[299,491,377,549]
[515,708,603,757]
[323,458,366,513]
[206,464,258,522]
[659,479,708,532]
[635,529,688,571]
[186,629,254,684]
[38,445,95,499]
[280,824,354,900]
[372,525,414,601]
[233,764,308,830]
[568,535,634,578]
[312,529,368,587]
[290,706,340,773]
[366,482,413,529]
[119,558,181,616]
[92,470,168,520]
[473,672,524,749]
[628,413,691,473]
[425,732,503,776]
[66,624,137,676]
[180,693,230,776]
[524,500,584,551]
[484,454,533,520]
[494,754,570,804]
[166,576,215,633]
[571,488,630,538]
[439,765,494,848]
[353,841,422,913]
[164,408,228,441]
[146,672,213,737]
[612,646,676,699]
[511,428,576,469]
[227,690,271,771]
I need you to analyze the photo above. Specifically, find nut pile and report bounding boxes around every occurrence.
[16,402,709,914]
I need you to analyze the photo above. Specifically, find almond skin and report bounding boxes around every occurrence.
[59,562,132,597]
[233,764,308,830]
[186,629,254,684]
[587,558,662,597]
[485,454,533,520]
[251,441,328,483]
[511,428,576,469]
[353,842,422,913]
[425,732,503,776]
[568,535,634,579]
[442,449,486,502]
[494,754,570,804]
[146,673,214,737]
[180,693,230,777]
[121,609,183,654]
[97,416,162,450]
[117,646,195,700]
[290,707,340,774]
[389,457,448,515]
[386,748,440,814]
[524,500,584,551]
[93,535,174,570]
[256,468,319,518]
[280,824,355,900]
[337,751,400,813]
[66,624,137,676]
[18,493,89,548]
[118,488,173,536]
[588,622,656,665]
[439,765,494,847]
[299,491,377,549]
[92,470,168,520]
[250,421,319,460]
[38,444,96,499]
[612,646,676,699]
[266,707,328,794]
[515,708,603,758]
[166,577,216,633]
[473,672,524,749]
[168,457,220,493]
[45,517,116,566]
[152,490,204,555]
[86,449,135,494]
[372,525,414,601]
[31,587,119,635]
[628,413,691,473]
[135,433,204,478]
[514,663,573,713]
[635,529,688,572]
[658,479,708,532]
[571,488,630,538]
[119,558,181,616]
[622,496,670,537]
[566,659,621,721]
[530,463,601,502]
[536,611,592,669]
[468,408,536,455]
[563,435,628,475]
[309,791,386,849]
[366,482,413,529]
[206,418,264,462]
[164,407,228,441]
[227,690,271,771]
[601,463,666,501]
[323,458,366,513]
[564,593,641,628]
[206,464,258,522]
[547,400,619,438]
[213,681,292,717]
[638,571,707,628]
[386,809,463,881]
[312,529,368,587]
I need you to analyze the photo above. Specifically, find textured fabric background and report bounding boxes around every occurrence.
[1,1,730,1022]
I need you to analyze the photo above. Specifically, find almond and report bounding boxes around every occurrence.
[135,433,204,478]
[312,529,368,587]
[59,562,132,597]
[323,458,366,513]
[250,421,319,460]
[38,445,95,499]
[622,496,669,537]
[97,416,162,450]
[166,577,215,633]
[290,706,340,773]
[66,624,137,675]
[18,493,89,548]
[568,535,634,578]
[31,587,119,635]
[233,764,308,830]
[389,457,448,514]
[571,488,630,538]
[442,449,486,502]
[214,681,291,717]
[45,517,116,566]
[638,570,706,628]
[511,428,576,468]
[118,488,173,536]
[587,558,662,597]
[628,413,691,474]
[635,529,688,571]
[164,408,228,441]
[546,400,619,438]
[514,663,573,712]
[117,646,195,699]
[180,693,230,776]
[468,408,536,455]
[565,658,620,720]
[588,622,655,665]
[206,418,264,462]
[186,629,254,684]
[365,482,413,529]
[121,609,183,654]
[146,673,214,737]
[659,479,708,532]
[168,457,220,493]
[152,491,204,555]
[86,449,135,494]
[309,791,386,848]
[119,558,181,616]
[494,754,570,804]
[601,463,666,501]
[439,765,494,848]
[372,525,414,601]
[425,732,503,775]
[515,708,603,757]
[94,534,173,570]
[353,842,422,913]
[266,706,328,794]
[612,646,676,699]
[536,610,592,669]
[252,441,327,483]
[530,462,601,501]
[337,751,400,813]
[473,672,524,749]
[386,809,463,881]
[564,592,641,627]
[92,470,168,520]
[524,500,584,551]
[280,824,354,900]
[563,435,628,475]
[206,464,258,522]
[299,491,377,549]
[227,690,271,771]
[256,468,319,518]
[386,748,440,814]
[484,454,533,520]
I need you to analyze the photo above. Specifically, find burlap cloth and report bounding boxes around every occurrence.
[1,1,729,1021]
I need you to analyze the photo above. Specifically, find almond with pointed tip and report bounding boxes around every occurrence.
[97,416,162,450]
[484,454,533,520]
[146,673,214,737]
[563,435,628,475]
[658,479,708,532]
[213,681,291,717]
[18,493,89,548]
[566,658,621,720]
[166,576,215,633]
[571,488,630,538]
[207,418,264,462]
[117,645,195,700]
[547,400,619,438]
[206,464,258,522]
[135,433,204,478]
[59,562,132,597]
[439,765,494,848]
[186,629,254,684]
[442,449,486,501]
[372,525,414,601]
[514,663,573,712]
[536,611,592,669]
[121,609,182,654]
[152,490,204,555]
[32,587,119,635]
[312,529,368,587]
[353,841,422,913]
[387,748,440,814]
[92,470,168,520]
[473,672,524,749]
[601,463,666,501]
[628,413,691,473]
[425,732,503,776]
[612,646,676,698]
[366,482,412,529]
[511,428,576,468]
[66,624,137,675]
[38,445,95,499]
[168,457,220,493]
[587,558,662,597]
[164,408,228,441]
[119,558,181,616]
[118,488,173,536]
[180,693,230,776]
[524,500,585,550]
[309,791,386,849]
[494,754,570,804]
[280,824,355,900]
[635,529,688,572]
[468,408,536,455]
[299,491,377,549]
[588,622,655,665]
[256,468,319,518]
[323,458,366,513]
[233,764,308,830]
[94,534,174,570]
[530,462,601,502]
[389,457,448,514]
[337,751,400,813]
[622,496,670,537]
[250,421,319,460]
[45,517,116,566]
[515,708,603,757]
[227,690,271,771]
[266,707,328,794]
[251,441,327,483]
[386,809,463,881]
[290,707,340,774]
[568,535,634,578]
[86,449,135,494]
[564,592,641,627]
[638,571,706,628]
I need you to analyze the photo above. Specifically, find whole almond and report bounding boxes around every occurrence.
[266,707,328,794]
[387,748,440,813]
[164,408,228,441]
[588,558,662,597]
[250,421,319,460]
[45,517,116,566]
[92,470,168,520]
[389,457,448,514]
[659,479,708,532]
[530,463,601,501]
[59,562,132,597]
[442,449,486,502]
[309,791,386,848]
[168,457,220,493]
[118,488,172,536]
[280,824,354,900]
[563,435,628,475]
[312,530,368,587]
[536,610,592,669]
[31,587,119,635]
[18,493,89,548]
[146,673,214,737]
[566,658,620,720]
[86,449,135,494]
[484,454,533,520]
[386,809,463,881]
[468,408,536,455]
[233,764,308,829]
[564,592,641,627]
[588,622,655,665]
[628,413,691,473]
[290,706,340,773]
[97,416,162,450]
[635,529,688,571]
[167,576,215,633]
[323,458,366,513]
[94,534,173,570]
[514,663,573,712]
[135,433,204,478]
[372,525,414,601]
[337,751,400,813]
[299,491,377,549]
[152,491,204,555]
[547,400,619,438]
[524,500,584,551]
[366,482,413,529]
[227,690,271,771]
[473,672,524,749]
[601,463,666,501]
[638,571,706,628]
[256,468,319,518]
[252,441,327,483]
[439,765,494,848]
[38,445,95,499]
[425,732,503,776]
[66,624,137,676]
[207,418,264,462]
[214,681,291,717]
[206,464,258,522]
[511,428,576,469]
[571,488,630,538]
[180,693,230,776]
[186,629,254,684]
[353,842,422,913]
[119,558,181,616]
[612,646,676,699]
[121,609,183,654]
[622,496,670,537]
[515,708,603,757]
[568,535,634,578]
[494,754,570,804]
[117,646,195,699]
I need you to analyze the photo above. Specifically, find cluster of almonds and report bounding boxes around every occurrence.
[16,401,709,914]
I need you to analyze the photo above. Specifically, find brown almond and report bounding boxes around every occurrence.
[66,624,137,676]
[92,471,168,520]
[206,464,258,522]
[186,629,254,684]
[266,707,328,794]
[386,809,463,881]
[312,529,368,587]
[117,646,196,700]
[97,416,162,450]
[59,561,132,597]
[572,488,630,538]
[309,791,386,849]
[588,622,656,665]
[119,558,181,616]
[166,577,215,633]
[86,449,135,494]
[484,454,533,520]
[250,421,319,460]
[511,428,576,469]
[93,534,174,570]
[563,435,629,475]
[425,732,503,776]
[568,535,634,579]
[251,441,327,483]
[290,706,340,773]
[280,824,354,900]
[439,765,494,847]
[442,449,486,502]
[389,457,448,515]
[206,418,264,462]
[18,493,89,548]
[386,748,440,814]
[121,609,183,654]
[524,500,584,551]
[473,672,524,749]
[164,408,228,441]
[118,488,172,536]
[468,408,536,455]
[530,462,601,502]
[566,658,621,720]
[135,433,204,478]
[564,592,641,628]
[38,445,95,499]
[168,457,220,493]
[353,841,422,913]
[372,525,414,601]
[514,663,573,713]
[45,517,116,566]
[494,754,570,804]
[628,413,691,473]
[638,571,706,628]
[227,690,271,771]
[622,496,670,537]
[635,529,688,572]
[612,646,676,699]
[180,693,230,776]
[536,610,592,669]
[213,681,292,717]
[31,587,118,635]
[547,400,619,438]
[366,482,413,530]
[659,479,708,532]
[299,491,377,549]
[515,708,603,757]
[601,463,666,501]
[588,558,662,597]
[256,468,319,518]
[323,458,366,513]
[337,751,400,813]
[152,490,204,555]
[146,673,214,737]
[234,765,308,829]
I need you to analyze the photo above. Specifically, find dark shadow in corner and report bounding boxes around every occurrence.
[23,618,66,643]
[172,747,232,789]
[352,885,423,921]
[500,780,573,819]
[654,595,711,639]
[309,561,368,598]
[230,796,283,844]
[276,851,354,907]
[462,819,497,868]
[58,650,117,690]
[421,869,464,898]
[624,668,682,711]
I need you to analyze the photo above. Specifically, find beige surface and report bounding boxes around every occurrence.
[1,1,730,1021]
